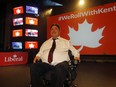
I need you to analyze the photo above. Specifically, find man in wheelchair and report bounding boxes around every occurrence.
[30,24,80,87]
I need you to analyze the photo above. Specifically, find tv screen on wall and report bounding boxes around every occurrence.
[13,18,23,26]
[26,6,38,15]
[25,41,38,49]
[13,6,24,15]
[12,29,23,37]
[25,17,38,25]
[25,29,38,37]
[12,42,22,49]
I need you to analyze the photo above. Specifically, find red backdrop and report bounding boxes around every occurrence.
[47,2,116,55]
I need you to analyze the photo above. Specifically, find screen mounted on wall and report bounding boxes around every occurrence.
[13,6,24,15]
[25,29,38,37]
[12,42,22,50]
[12,29,23,37]
[25,41,38,49]
[13,18,23,26]
[25,17,38,25]
[26,6,38,15]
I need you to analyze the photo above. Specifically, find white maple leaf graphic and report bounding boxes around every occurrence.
[29,43,35,48]
[13,54,17,58]
[16,9,21,14]
[68,19,105,52]
[29,19,34,24]
[15,31,20,36]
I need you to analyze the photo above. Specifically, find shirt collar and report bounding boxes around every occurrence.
[51,36,60,40]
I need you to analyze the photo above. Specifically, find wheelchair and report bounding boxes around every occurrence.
[40,50,79,87]
[30,50,79,87]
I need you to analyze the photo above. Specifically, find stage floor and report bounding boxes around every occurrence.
[0,62,116,87]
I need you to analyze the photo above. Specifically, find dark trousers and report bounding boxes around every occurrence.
[30,61,69,87]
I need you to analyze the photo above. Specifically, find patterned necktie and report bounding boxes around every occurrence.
[48,39,56,63]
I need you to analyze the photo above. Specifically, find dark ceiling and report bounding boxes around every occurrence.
[1,0,116,7]
[28,0,116,9]
[0,0,115,15]
[29,0,116,15]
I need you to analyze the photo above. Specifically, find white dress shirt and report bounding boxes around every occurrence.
[36,36,80,65]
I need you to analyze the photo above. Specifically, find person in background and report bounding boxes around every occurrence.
[30,23,80,87]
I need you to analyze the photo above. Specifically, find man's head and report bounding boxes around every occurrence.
[50,24,60,39]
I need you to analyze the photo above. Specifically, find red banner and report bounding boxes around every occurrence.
[47,2,116,55]
[0,52,28,66]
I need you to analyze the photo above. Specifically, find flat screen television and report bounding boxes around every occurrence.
[13,18,23,26]
[26,6,38,15]
[12,42,22,50]
[25,17,38,25]
[13,6,24,15]
[12,29,23,37]
[25,41,38,49]
[25,29,38,37]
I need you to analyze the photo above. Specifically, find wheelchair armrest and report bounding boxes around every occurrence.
[68,60,79,70]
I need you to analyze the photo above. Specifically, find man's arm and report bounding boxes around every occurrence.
[68,41,81,62]
[33,41,46,63]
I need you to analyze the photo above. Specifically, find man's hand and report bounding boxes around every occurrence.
[74,57,81,62]
[33,56,40,63]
